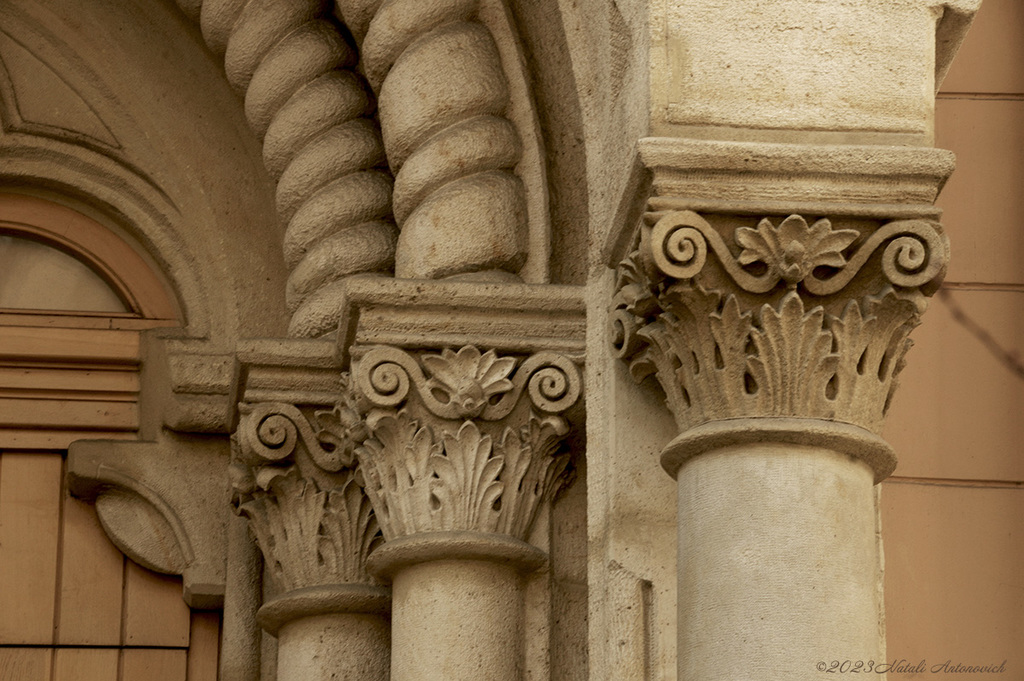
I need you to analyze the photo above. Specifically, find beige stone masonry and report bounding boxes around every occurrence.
[648,0,981,145]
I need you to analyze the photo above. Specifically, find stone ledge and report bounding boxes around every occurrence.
[336,277,586,363]
[604,137,957,267]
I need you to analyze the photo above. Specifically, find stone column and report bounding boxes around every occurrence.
[598,1,978,678]
[351,344,581,681]
[232,394,389,681]
[610,146,953,679]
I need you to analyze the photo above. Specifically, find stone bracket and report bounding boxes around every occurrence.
[67,432,230,609]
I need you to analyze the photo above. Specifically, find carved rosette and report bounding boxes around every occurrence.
[232,389,382,591]
[612,210,949,477]
[352,345,580,542]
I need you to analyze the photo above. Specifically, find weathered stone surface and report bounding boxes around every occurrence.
[2,1,994,680]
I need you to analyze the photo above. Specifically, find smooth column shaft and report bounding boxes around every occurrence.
[276,613,390,681]
[390,559,525,681]
[677,443,884,681]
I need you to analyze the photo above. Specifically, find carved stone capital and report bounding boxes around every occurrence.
[232,389,382,592]
[612,208,949,480]
[351,345,580,544]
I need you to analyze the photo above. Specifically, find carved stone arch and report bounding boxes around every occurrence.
[171,0,558,335]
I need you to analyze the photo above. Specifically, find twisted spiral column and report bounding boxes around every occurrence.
[178,0,397,338]
[347,0,529,280]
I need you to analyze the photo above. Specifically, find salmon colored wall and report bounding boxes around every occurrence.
[881,0,1024,675]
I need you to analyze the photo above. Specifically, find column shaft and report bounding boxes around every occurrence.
[276,613,390,681]
[677,444,883,680]
[390,560,525,681]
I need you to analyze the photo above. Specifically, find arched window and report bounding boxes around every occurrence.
[0,192,180,449]
[0,193,218,680]
[0,192,179,325]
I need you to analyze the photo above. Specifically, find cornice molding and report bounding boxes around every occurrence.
[336,277,586,363]
[604,138,955,268]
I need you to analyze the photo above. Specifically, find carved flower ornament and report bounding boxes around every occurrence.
[422,346,516,418]
[736,215,859,287]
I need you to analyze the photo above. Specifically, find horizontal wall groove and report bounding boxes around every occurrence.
[885,476,1023,489]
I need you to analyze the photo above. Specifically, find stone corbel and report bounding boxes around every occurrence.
[61,334,246,611]
[67,431,229,609]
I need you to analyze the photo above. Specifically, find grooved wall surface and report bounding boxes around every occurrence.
[881,0,1024,671]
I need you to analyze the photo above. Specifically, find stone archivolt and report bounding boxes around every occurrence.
[174,0,547,337]
[353,345,579,542]
[174,0,396,338]
[232,394,382,591]
[612,209,948,440]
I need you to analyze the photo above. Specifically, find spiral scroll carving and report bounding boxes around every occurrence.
[645,211,948,296]
[236,402,353,473]
[176,0,397,338]
[345,0,530,280]
[355,345,581,421]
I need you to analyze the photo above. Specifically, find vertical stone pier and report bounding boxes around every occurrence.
[604,2,979,677]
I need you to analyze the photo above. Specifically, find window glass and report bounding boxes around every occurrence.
[0,234,127,312]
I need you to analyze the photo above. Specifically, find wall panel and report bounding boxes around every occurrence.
[0,451,218,681]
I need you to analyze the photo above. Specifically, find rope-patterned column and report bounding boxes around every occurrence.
[179,0,397,338]
[348,0,529,280]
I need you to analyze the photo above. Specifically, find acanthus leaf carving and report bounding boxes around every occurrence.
[747,291,838,417]
[613,209,937,437]
[235,468,381,591]
[356,409,572,542]
[352,345,579,542]
[232,373,383,591]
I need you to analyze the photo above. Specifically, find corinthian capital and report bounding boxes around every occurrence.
[232,388,382,591]
[351,345,581,543]
[612,208,949,480]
